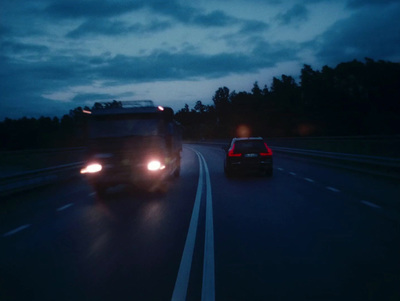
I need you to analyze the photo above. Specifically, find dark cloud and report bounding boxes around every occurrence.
[0,40,49,56]
[347,0,400,8]
[192,10,236,27]
[0,39,300,118]
[308,4,400,65]
[72,92,134,102]
[67,19,172,38]
[239,20,270,34]
[94,49,287,82]
[276,4,309,25]
[45,0,143,19]
[44,0,255,30]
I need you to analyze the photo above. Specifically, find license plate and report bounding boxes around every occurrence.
[244,153,258,158]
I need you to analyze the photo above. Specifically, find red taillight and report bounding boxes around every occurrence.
[260,143,273,156]
[228,144,242,157]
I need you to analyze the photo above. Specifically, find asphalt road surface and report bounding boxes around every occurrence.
[1,144,399,301]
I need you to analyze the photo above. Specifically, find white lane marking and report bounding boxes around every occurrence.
[304,178,315,183]
[56,203,74,212]
[3,224,32,237]
[361,200,382,209]
[171,149,204,301]
[277,168,284,171]
[289,172,296,176]
[326,186,340,193]
[199,153,215,301]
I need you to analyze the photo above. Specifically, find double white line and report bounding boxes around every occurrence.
[171,149,215,301]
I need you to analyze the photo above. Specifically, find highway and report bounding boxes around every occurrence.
[1,144,399,301]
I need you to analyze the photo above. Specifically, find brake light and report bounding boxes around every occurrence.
[228,144,242,157]
[260,143,273,156]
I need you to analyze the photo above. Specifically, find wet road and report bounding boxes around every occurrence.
[1,144,399,301]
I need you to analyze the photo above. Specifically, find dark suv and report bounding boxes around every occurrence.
[224,137,273,177]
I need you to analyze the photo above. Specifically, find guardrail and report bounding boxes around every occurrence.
[1,137,399,197]
[0,162,84,197]
[269,146,400,179]
[191,141,400,179]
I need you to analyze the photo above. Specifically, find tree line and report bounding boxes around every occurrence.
[1,58,399,150]
[175,58,400,138]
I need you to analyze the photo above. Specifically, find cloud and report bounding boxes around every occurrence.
[238,20,270,34]
[276,4,309,25]
[72,92,134,102]
[0,38,300,118]
[45,0,142,19]
[93,44,299,83]
[45,0,261,32]
[309,4,400,64]
[67,19,172,38]
[347,0,400,8]
[192,10,237,27]
[0,40,49,56]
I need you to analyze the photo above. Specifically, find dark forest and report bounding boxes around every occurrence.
[1,58,399,150]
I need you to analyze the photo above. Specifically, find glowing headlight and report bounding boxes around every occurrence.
[147,160,165,171]
[80,163,102,174]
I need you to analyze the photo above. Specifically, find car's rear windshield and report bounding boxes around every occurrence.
[234,140,267,153]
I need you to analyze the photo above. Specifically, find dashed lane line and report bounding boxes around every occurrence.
[3,224,32,237]
[326,186,341,193]
[277,168,384,213]
[56,203,74,212]
[361,200,382,209]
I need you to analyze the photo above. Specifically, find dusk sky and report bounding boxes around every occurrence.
[1,0,400,120]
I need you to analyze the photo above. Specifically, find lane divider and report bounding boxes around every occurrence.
[276,166,383,211]
[171,148,215,301]
[56,203,74,212]
[3,224,31,237]
[361,200,382,209]
[326,186,340,193]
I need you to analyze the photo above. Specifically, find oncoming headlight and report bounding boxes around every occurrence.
[80,163,102,174]
[147,160,165,171]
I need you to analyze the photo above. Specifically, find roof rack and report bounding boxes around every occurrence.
[119,100,155,108]
[90,100,161,115]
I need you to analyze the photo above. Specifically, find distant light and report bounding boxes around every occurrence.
[82,110,92,114]
[158,106,164,111]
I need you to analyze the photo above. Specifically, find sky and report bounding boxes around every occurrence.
[1,0,400,120]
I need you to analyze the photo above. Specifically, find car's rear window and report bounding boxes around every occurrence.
[234,140,267,153]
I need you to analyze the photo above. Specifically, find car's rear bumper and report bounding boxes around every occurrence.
[226,158,273,172]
